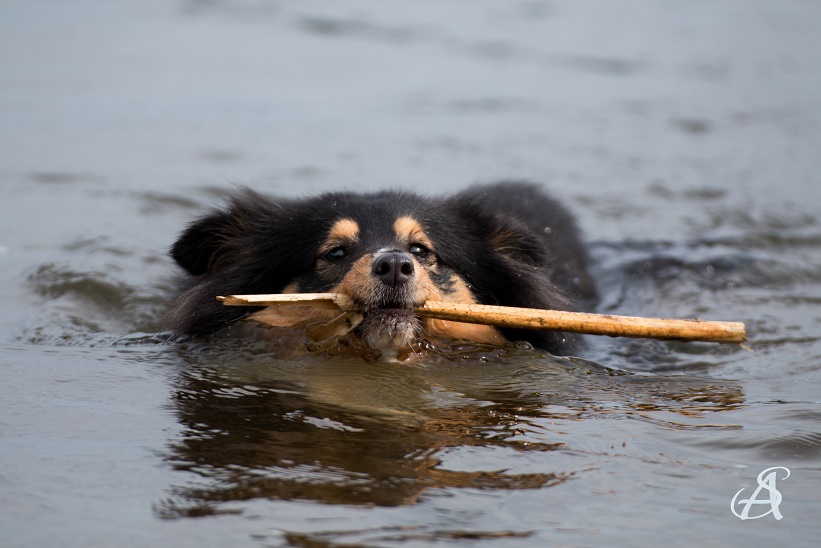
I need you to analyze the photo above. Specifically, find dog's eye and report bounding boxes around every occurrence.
[409,243,431,258]
[324,246,346,261]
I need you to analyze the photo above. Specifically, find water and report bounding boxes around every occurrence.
[2,0,820,546]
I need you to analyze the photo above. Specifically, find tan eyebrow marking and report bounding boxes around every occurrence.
[328,218,359,242]
[319,218,360,255]
[393,216,434,249]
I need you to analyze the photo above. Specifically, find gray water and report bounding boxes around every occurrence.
[2,1,821,546]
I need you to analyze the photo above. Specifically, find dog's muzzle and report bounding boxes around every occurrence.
[357,251,421,351]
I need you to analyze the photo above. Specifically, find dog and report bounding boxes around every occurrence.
[164,182,597,357]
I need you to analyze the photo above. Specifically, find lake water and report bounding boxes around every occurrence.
[2,1,820,546]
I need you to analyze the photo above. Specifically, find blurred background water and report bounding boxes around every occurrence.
[1,1,820,546]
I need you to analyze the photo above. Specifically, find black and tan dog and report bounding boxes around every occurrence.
[164,182,597,357]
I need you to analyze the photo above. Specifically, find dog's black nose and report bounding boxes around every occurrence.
[372,252,415,287]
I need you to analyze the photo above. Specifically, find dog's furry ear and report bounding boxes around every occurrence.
[170,189,265,276]
[171,213,239,276]
[484,216,548,266]
[442,190,548,268]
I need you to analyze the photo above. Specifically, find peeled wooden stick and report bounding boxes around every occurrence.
[219,293,355,311]
[217,293,747,344]
[417,301,747,343]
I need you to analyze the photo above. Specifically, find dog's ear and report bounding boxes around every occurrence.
[441,193,548,268]
[170,189,265,276]
[484,216,548,266]
[171,213,239,276]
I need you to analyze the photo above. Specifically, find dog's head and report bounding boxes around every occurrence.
[282,208,489,350]
[167,187,563,353]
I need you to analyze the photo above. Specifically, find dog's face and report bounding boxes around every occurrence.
[168,190,507,353]
[278,212,488,350]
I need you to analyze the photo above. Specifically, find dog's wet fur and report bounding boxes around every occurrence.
[165,182,597,357]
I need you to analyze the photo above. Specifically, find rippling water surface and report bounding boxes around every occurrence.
[2,1,821,546]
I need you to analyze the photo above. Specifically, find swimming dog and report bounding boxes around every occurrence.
[164,182,597,357]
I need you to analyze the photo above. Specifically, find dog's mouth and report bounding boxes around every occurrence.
[354,299,422,352]
[362,300,415,314]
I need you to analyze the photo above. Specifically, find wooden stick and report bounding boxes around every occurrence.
[218,293,355,311]
[417,301,746,343]
[217,293,747,344]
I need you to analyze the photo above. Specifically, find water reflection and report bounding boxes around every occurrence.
[156,340,744,518]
